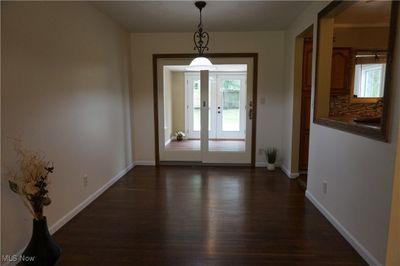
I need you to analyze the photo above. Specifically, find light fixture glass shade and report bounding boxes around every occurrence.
[187,56,216,71]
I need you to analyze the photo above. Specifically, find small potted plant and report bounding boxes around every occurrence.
[175,131,185,141]
[264,148,277,171]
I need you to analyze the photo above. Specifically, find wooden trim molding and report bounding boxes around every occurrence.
[386,121,400,265]
[152,55,160,164]
[152,53,259,167]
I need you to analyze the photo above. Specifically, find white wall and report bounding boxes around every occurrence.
[163,68,173,143]
[282,2,400,265]
[131,32,286,165]
[1,1,133,259]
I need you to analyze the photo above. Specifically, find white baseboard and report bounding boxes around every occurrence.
[280,164,299,179]
[255,162,299,179]
[255,161,267,167]
[255,162,280,168]
[305,191,381,266]
[1,163,134,266]
[134,160,156,166]
[49,163,134,234]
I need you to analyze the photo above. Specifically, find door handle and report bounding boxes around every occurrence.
[203,101,207,107]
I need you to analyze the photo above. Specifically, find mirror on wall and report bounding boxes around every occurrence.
[314,0,398,141]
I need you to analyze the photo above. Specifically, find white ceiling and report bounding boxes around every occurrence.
[92,1,311,32]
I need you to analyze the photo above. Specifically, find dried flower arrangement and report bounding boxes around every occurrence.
[8,141,54,220]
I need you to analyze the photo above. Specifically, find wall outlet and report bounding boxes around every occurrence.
[323,181,328,194]
[83,174,88,187]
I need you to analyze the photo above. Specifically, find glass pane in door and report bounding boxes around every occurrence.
[193,80,201,131]
[164,70,200,153]
[210,74,246,153]
[192,80,212,132]
[221,80,241,132]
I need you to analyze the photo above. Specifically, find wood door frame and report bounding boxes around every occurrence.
[299,38,313,172]
[153,53,258,167]
[290,25,313,177]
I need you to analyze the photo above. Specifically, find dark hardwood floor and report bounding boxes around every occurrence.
[54,166,366,265]
[297,174,308,191]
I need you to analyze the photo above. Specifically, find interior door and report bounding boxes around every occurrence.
[216,74,246,139]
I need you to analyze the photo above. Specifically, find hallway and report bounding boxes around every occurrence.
[54,166,366,265]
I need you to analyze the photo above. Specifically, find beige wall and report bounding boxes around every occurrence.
[163,70,185,142]
[1,1,132,257]
[333,27,390,49]
[131,31,286,164]
[283,2,400,265]
[171,72,185,134]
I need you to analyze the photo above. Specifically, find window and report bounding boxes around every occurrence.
[352,51,387,99]
[353,63,385,98]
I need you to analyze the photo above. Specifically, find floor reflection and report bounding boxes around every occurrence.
[164,170,245,257]
[54,166,367,266]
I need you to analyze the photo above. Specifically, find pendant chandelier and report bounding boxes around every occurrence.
[187,1,215,71]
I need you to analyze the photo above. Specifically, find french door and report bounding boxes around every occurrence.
[186,73,246,140]
[216,74,246,139]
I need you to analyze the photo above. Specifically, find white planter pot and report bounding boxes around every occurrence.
[267,163,276,171]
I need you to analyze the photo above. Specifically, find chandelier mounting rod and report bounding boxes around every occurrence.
[193,1,209,56]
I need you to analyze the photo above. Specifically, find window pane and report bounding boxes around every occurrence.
[354,63,385,98]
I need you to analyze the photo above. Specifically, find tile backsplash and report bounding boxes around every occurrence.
[329,95,383,117]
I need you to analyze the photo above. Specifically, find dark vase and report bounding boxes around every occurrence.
[20,217,62,266]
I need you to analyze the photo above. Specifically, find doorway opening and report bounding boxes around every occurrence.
[153,54,258,166]
[292,25,313,189]
[164,66,247,152]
